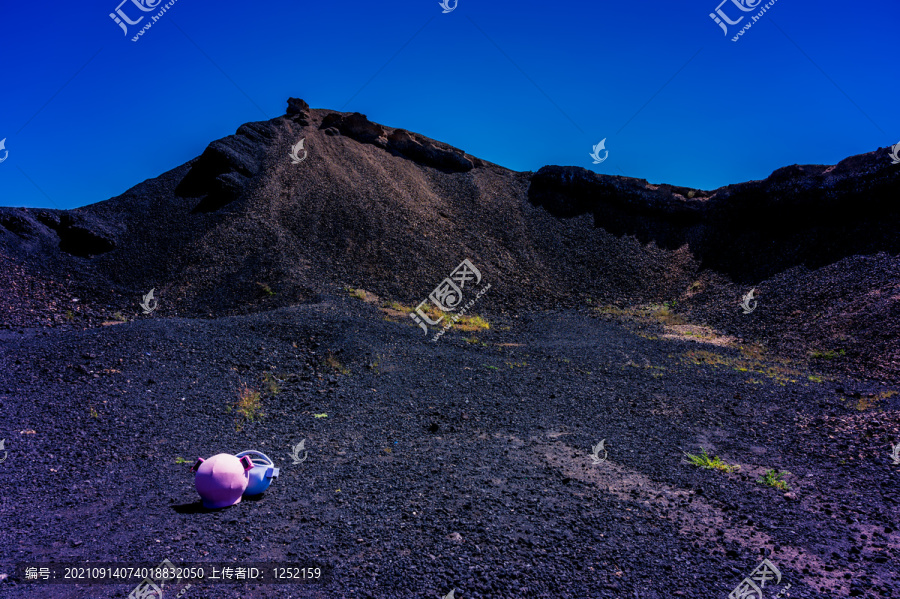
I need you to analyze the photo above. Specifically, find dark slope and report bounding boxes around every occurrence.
[0,98,898,378]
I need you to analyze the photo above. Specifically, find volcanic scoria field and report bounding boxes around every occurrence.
[1,99,899,598]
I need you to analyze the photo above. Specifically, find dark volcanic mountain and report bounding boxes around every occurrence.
[2,99,900,599]
[1,98,898,378]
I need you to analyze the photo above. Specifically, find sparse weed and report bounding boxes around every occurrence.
[262,371,280,395]
[112,311,127,322]
[653,304,685,326]
[325,352,350,375]
[257,282,276,296]
[809,349,846,359]
[455,314,490,332]
[65,310,74,321]
[757,469,790,491]
[378,300,488,333]
[854,390,898,411]
[232,384,264,424]
[683,448,740,473]
[89,406,99,419]
[682,349,807,386]
[595,303,685,326]
[175,457,189,464]
[347,287,367,301]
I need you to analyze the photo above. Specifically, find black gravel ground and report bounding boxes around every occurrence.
[2,289,898,598]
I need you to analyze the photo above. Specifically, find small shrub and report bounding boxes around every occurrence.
[65,310,75,321]
[257,282,276,296]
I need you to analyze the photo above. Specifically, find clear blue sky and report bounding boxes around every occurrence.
[1,0,897,209]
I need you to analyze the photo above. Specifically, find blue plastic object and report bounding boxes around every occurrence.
[235,450,280,495]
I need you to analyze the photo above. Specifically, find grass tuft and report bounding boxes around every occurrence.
[757,469,790,491]
[683,448,740,473]
[347,287,367,301]
[233,384,264,424]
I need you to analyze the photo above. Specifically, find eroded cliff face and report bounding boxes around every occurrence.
[529,153,900,282]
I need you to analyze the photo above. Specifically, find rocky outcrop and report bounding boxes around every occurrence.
[176,121,277,213]
[319,111,475,172]
[529,151,900,281]
[387,129,475,172]
[286,97,311,126]
[0,208,116,257]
